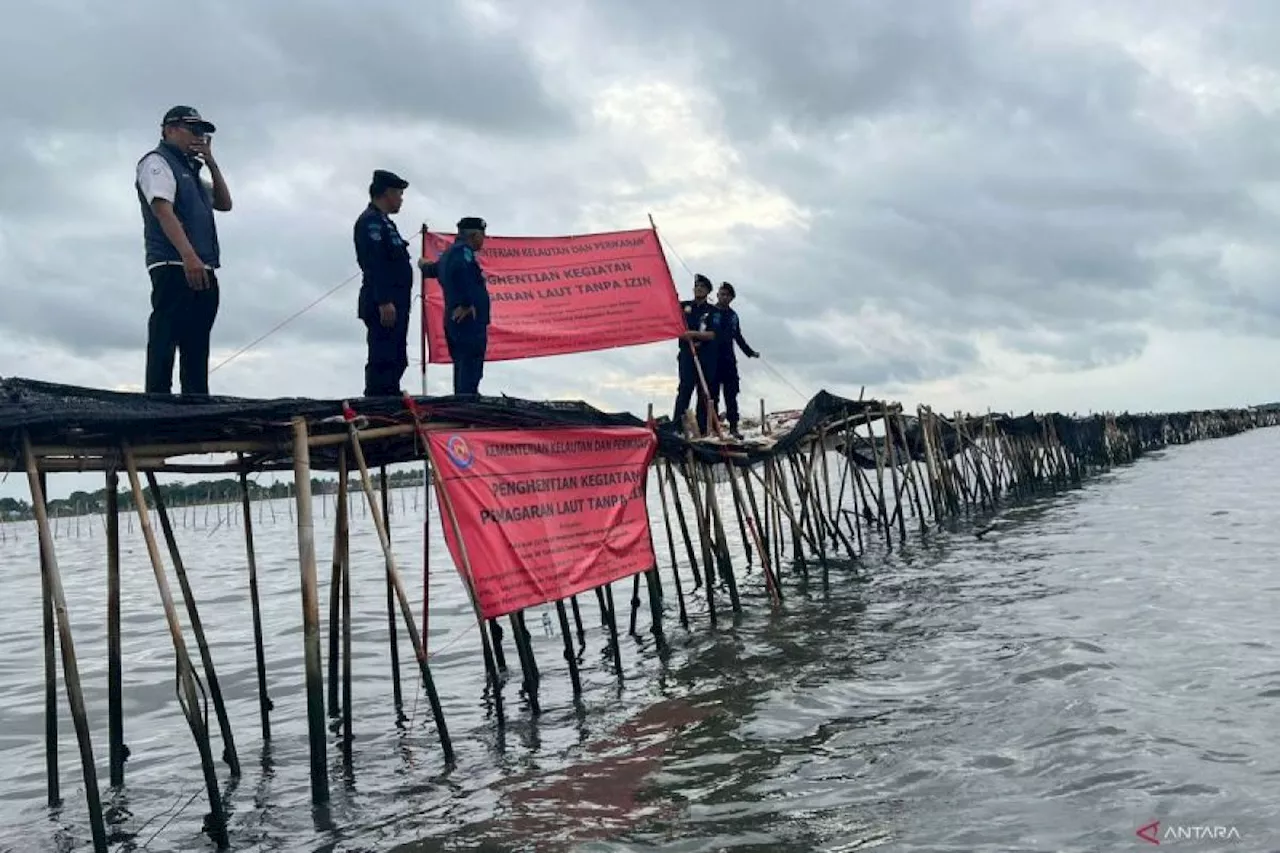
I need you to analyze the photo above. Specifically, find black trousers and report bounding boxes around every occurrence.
[673,353,717,434]
[446,326,487,395]
[362,297,411,397]
[711,360,742,429]
[145,264,220,395]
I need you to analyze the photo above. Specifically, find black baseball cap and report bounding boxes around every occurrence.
[162,106,216,134]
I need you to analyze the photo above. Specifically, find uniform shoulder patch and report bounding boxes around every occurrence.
[462,247,474,262]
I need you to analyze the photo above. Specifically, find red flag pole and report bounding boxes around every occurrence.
[648,213,723,439]
[419,224,430,653]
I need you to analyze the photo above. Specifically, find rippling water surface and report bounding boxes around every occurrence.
[2,428,1280,852]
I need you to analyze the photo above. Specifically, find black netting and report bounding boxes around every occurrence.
[1,376,1271,474]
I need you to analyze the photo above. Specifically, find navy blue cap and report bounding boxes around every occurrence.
[457,216,487,231]
[371,169,409,194]
[162,106,215,134]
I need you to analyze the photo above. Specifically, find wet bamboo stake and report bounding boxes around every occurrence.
[602,583,624,678]
[556,598,582,698]
[662,459,703,589]
[37,471,60,809]
[25,447,107,853]
[106,470,125,788]
[570,596,586,646]
[734,463,782,601]
[147,472,241,778]
[328,470,344,717]
[380,467,405,720]
[882,405,908,543]
[702,464,742,613]
[347,425,454,761]
[424,456,504,723]
[336,448,353,762]
[769,457,806,571]
[511,610,541,713]
[287,420,330,806]
[629,573,642,635]
[680,457,717,624]
[121,444,229,845]
[654,466,690,629]
[238,467,271,743]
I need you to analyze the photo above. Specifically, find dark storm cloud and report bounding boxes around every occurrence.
[575,0,1280,376]
[0,0,569,138]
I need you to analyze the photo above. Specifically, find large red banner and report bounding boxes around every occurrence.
[420,227,686,364]
[425,425,659,620]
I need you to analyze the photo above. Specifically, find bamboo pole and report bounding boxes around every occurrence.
[346,424,454,760]
[289,418,330,805]
[147,471,241,779]
[121,443,229,846]
[24,443,108,853]
[238,466,272,743]
[380,466,405,720]
[38,470,60,809]
[106,470,125,788]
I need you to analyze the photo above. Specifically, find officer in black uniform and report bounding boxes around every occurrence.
[671,273,722,436]
[435,216,490,395]
[354,169,413,397]
[711,281,759,439]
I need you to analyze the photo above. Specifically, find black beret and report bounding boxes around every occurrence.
[371,170,409,193]
[457,216,487,232]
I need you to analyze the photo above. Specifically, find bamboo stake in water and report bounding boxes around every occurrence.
[106,470,126,788]
[35,469,60,809]
[347,424,455,762]
[25,446,108,853]
[380,467,405,721]
[147,471,241,779]
[237,466,272,743]
[121,443,229,845]
[288,419,331,806]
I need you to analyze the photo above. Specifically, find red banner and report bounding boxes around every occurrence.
[421,227,686,364]
[426,425,659,620]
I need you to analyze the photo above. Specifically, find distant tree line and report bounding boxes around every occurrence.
[0,468,425,522]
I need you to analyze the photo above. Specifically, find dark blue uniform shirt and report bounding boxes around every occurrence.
[437,239,491,333]
[679,299,722,361]
[715,306,758,364]
[354,203,412,312]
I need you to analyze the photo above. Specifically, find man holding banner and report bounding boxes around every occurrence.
[672,273,723,436]
[434,216,491,395]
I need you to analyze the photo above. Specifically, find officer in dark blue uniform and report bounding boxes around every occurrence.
[710,281,760,439]
[672,274,722,436]
[435,216,490,395]
[354,169,413,397]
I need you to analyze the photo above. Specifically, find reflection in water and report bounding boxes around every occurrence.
[3,427,1280,851]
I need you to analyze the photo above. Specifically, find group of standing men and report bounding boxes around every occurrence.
[133,105,759,437]
[672,274,759,440]
[134,104,491,400]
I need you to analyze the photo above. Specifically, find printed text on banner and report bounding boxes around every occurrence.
[421,227,686,364]
[426,425,659,620]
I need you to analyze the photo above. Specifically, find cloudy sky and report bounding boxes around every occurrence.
[4,0,1280,499]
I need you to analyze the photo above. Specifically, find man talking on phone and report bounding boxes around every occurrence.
[135,105,232,395]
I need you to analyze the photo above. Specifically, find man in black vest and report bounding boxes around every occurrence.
[135,106,232,395]
[354,169,415,397]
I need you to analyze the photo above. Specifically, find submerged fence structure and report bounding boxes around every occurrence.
[0,376,1275,851]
